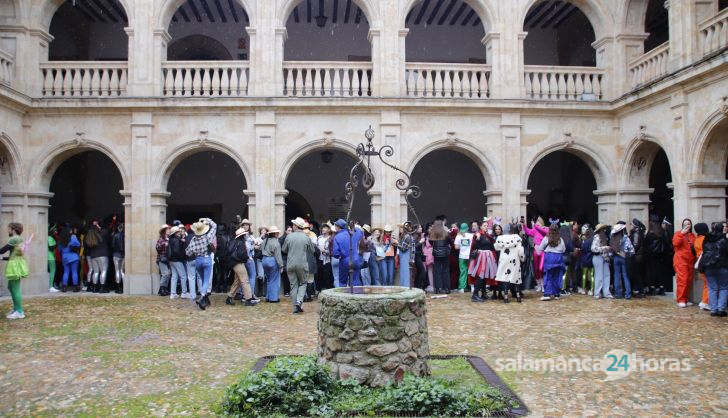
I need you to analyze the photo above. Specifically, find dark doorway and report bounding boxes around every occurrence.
[648,148,673,222]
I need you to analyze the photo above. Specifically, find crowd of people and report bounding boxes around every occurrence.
[3,210,728,320]
[151,213,728,318]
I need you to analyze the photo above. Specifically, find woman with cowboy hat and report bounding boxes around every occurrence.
[591,224,614,300]
[225,227,259,307]
[261,225,284,302]
[185,218,218,310]
[155,224,172,297]
[379,225,398,286]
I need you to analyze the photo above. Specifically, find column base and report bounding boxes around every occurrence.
[126,273,156,296]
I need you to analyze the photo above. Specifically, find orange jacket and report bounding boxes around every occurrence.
[672,231,696,265]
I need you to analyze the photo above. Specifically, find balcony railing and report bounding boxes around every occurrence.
[700,8,728,56]
[404,63,491,98]
[0,49,13,86]
[162,61,249,97]
[283,62,373,97]
[629,42,670,88]
[41,62,128,97]
[524,66,605,101]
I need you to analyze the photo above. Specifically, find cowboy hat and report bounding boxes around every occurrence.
[321,222,332,230]
[169,226,180,235]
[160,224,170,232]
[240,218,251,226]
[291,217,306,229]
[191,221,210,236]
[594,224,609,234]
[611,224,626,235]
[362,224,371,234]
[235,227,247,239]
[268,225,281,235]
[383,224,393,232]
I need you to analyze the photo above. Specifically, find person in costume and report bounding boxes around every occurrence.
[693,222,711,311]
[579,225,595,295]
[610,222,635,299]
[454,223,474,293]
[591,224,614,300]
[2,223,29,319]
[523,216,549,292]
[332,219,364,287]
[494,229,526,303]
[48,225,59,293]
[468,220,497,302]
[672,218,696,307]
[537,224,566,301]
[58,227,81,292]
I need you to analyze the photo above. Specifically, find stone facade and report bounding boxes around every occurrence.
[317,288,430,387]
[0,0,726,295]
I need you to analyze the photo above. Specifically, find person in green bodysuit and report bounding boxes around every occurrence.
[48,225,59,293]
[2,222,29,319]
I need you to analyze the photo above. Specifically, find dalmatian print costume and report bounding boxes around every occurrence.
[494,234,526,284]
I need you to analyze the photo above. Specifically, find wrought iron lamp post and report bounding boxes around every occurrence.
[343,126,421,293]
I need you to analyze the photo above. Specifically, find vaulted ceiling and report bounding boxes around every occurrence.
[60,0,128,24]
[524,0,580,30]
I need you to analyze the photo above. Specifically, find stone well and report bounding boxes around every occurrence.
[317,287,431,387]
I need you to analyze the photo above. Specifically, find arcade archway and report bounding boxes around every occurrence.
[409,149,487,225]
[523,0,597,66]
[527,151,597,224]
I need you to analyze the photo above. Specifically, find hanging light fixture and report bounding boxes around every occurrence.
[315,0,328,27]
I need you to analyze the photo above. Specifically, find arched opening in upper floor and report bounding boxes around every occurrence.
[48,0,129,61]
[166,0,250,61]
[404,0,488,64]
[644,0,669,52]
[284,0,372,62]
[523,0,597,66]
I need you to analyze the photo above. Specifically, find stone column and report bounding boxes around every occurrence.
[3,28,52,96]
[274,190,289,229]
[613,34,649,93]
[592,36,616,100]
[243,190,257,226]
[126,112,155,295]
[255,110,276,226]
[595,190,619,223]
[378,111,404,224]
[501,113,521,216]
[127,3,159,96]
[669,90,690,222]
[617,189,654,223]
[368,190,383,228]
[484,191,503,218]
[667,0,717,69]
[248,26,283,97]
[687,181,728,222]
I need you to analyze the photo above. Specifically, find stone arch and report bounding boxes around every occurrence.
[621,134,672,186]
[400,0,495,33]
[277,0,379,27]
[168,34,233,60]
[621,0,650,32]
[276,138,360,190]
[156,139,253,192]
[0,132,23,186]
[38,0,133,31]
[157,0,253,29]
[520,0,610,41]
[405,138,500,189]
[521,140,612,190]
[691,110,728,178]
[30,138,128,191]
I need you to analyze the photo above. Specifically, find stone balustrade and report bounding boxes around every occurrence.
[0,49,13,86]
[283,61,373,97]
[40,62,128,97]
[629,42,670,88]
[524,66,605,101]
[162,61,250,97]
[404,63,491,99]
[700,7,728,56]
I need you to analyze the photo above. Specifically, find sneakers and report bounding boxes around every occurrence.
[244,298,260,306]
[181,293,195,299]
[225,296,235,305]
[588,290,594,296]
[293,304,304,314]
[540,296,552,301]
[594,295,602,300]
[170,294,179,300]
[699,302,710,311]
[686,302,694,307]
[49,286,60,293]
[471,296,485,303]
[7,311,25,320]
[677,302,687,308]
[458,289,465,293]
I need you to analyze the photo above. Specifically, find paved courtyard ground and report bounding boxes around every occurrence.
[1,291,726,417]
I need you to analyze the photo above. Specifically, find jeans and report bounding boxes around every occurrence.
[593,255,612,298]
[186,259,197,296]
[368,257,381,285]
[194,255,213,296]
[381,256,395,286]
[157,261,170,291]
[434,257,450,291]
[332,257,341,288]
[256,258,264,279]
[244,258,256,282]
[399,251,411,288]
[704,267,728,313]
[62,260,79,286]
[262,256,280,301]
[169,261,188,295]
[613,256,631,298]
[361,252,372,286]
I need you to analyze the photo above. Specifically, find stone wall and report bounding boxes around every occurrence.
[317,288,431,387]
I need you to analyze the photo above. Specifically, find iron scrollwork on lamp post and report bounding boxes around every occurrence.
[343,126,422,293]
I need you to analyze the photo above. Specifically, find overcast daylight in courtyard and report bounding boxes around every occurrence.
[0,0,727,417]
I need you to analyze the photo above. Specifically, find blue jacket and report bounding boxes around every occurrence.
[333,228,363,261]
[61,235,81,265]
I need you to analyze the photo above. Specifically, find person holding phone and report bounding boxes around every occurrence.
[672,218,696,308]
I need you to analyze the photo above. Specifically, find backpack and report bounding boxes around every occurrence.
[699,240,723,272]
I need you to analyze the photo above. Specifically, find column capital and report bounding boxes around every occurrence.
[152,28,172,43]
